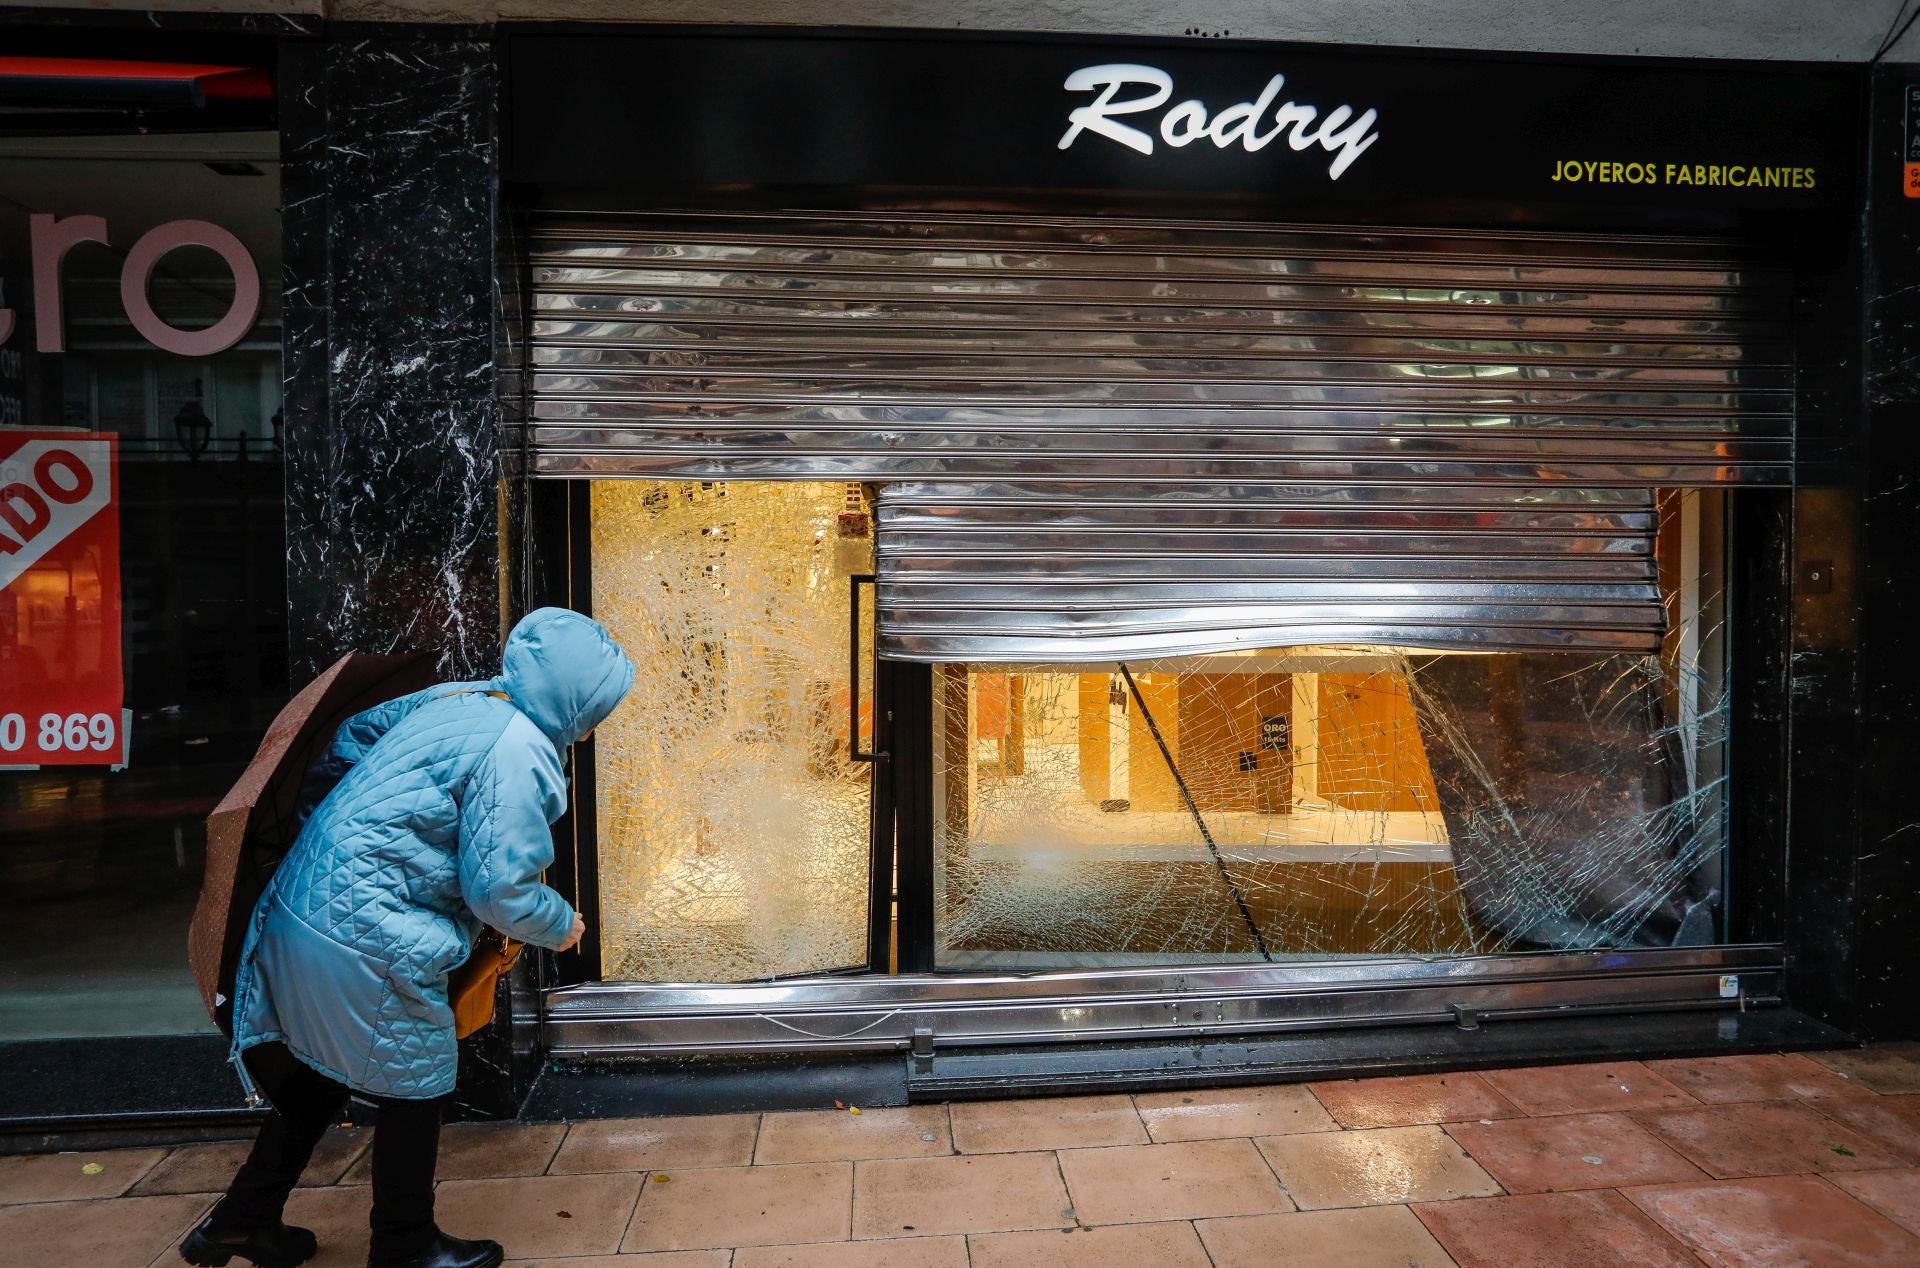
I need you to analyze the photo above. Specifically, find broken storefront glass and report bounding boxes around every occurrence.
[588,479,1728,980]
[590,480,875,982]
[933,643,1726,968]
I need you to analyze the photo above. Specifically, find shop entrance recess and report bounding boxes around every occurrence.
[515,210,1790,1061]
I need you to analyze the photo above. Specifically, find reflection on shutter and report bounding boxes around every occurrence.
[875,482,1661,661]
[523,210,1791,485]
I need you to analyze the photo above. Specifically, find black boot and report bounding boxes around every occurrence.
[180,1215,318,1268]
[366,1231,503,1268]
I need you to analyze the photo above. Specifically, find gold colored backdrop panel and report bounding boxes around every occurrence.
[590,480,874,982]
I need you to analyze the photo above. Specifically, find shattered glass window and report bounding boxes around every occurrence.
[934,492,1728,969]
[590,480,875,981]
[586,479,1725,980]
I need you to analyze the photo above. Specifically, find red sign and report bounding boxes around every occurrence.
[0,430,123,765]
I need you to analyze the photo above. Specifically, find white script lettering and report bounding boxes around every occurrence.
[1059,63,1171,155]
[1058,65,1381,180]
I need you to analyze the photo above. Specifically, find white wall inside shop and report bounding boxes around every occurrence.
[6,0,1918,62]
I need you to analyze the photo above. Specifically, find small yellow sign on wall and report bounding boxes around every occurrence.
[1907,87,1920,196]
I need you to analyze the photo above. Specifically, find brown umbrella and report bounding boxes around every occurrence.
[189,650,439,1033]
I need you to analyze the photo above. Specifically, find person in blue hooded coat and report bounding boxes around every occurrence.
[182,609,635,1268]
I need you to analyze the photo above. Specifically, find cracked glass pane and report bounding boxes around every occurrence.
[933,491,1727,969]
[590,480,874,981]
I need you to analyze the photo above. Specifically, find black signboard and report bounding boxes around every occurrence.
[506,30,1858,212]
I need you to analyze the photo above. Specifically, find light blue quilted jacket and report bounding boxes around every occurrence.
[229,608,635,1100]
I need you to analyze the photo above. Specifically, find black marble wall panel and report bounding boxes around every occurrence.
[281,29,503,684]
[1849,64,1920,1040]
[1728,489,1792,946]
[1774,65,1920,1042]
[281,29,530,1112]
[1778,204,1869,1032]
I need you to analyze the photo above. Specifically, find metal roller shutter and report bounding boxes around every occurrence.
[523,211,1789,656]
[874,482,1661,660]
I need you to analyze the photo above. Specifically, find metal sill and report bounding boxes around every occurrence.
[542,944,1780,1058]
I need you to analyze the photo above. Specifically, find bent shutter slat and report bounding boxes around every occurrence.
[874,482,1662,660]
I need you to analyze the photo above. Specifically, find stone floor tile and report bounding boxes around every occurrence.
[1133,1083,1337,1142]
[435,1173,643,1260]
[754,1103,951,1164]
[1625,1173,1920,1267]
[1829,1167,1920,1237]
[969,1220,1212,1267]
[853,1152,1069,1239]
[1811,1043,1920,1095]
[0,1192,211,1268]
[625,1162,850,1252]
[1813,1094,1920,1163]
[1058,1138,1292,1224]
[505,1255,730,1268]
[1646,1052,1879,1103]
[345,1121,566,1183]
[0,1147,166,1204]
[1638,1100,1906,1178]
[1309,1072,1522,1129]
[949,1095,1146,1153]
[1445,1111,1706,1193]
[548,1114,758,1174]
[136,1130,369,1196]
[1198,1205,1460,1268]
[254,1184,372,1267]
[1479,1061,1696,1116]
[1413,1189,1699,1268]
[734,1233,969,1267]
[1257,1125,1501,1210]
[174,1186,600,1268]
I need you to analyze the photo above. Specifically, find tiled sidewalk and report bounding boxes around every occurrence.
[3,1046,1919,1268]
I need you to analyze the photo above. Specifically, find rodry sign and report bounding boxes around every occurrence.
[0,214,260,357]
[1058,64,1381,179]
[0,430,123,766]
[507,33,1857,211]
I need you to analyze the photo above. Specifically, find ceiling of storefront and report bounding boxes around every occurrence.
[475,0,1920,63]
[4,0,1920,62]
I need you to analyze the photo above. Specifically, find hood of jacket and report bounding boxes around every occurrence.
[493,607,636,750]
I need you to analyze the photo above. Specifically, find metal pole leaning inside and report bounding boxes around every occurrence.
[1118,662,1273,962]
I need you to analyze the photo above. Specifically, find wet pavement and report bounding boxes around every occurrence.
[3,1045,1918,1267]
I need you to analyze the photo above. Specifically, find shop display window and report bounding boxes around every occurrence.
[587,479,1729,981]
[0,131,286,1038]
[931,490,1729,968]
[931,646,1724,966]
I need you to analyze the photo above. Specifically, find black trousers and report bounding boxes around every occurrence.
[213,1043,444,1261]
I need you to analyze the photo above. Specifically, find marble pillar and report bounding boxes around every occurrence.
[281,27,503,685]
[1850,63,1920,1040]
[280,27,525,1112]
